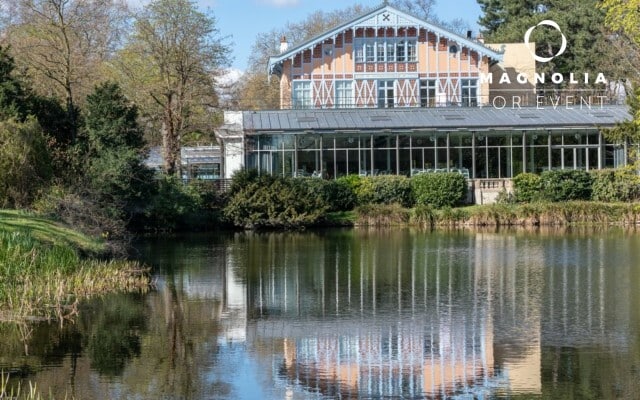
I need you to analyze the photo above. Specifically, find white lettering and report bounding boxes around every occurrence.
[516,74,528,84]
[499,73,511,84]
[595,73,608,84]
[493,96,506,109]
[566,95,574,109]
[537,96,545,109]
[584,73,589,84]
[597,96,607,108]
[479,73,493,84]
[550,96,561,109]
[512,96,522,109]
[569,73,578,84]
[580,96,591,109]
[535,73,546,85]
[551,73,563,84]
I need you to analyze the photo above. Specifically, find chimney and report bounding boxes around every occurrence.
[467,30,473,39]
[280,36,289,53]
[477,33,484,43]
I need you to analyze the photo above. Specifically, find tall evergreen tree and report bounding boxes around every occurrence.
[477,0,615,85]
[83,82,153,220]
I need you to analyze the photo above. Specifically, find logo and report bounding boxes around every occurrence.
[524,20,567,63]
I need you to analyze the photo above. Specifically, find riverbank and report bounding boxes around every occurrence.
[327,201,640,228]
[0,210,150,322]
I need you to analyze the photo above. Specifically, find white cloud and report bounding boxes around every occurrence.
[259,0,300,8]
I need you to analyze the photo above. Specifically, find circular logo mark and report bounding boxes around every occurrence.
[524,20,567,63]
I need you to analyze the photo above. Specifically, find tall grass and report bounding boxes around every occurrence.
[0,230,149,322]
[352,202,640,228]
[1,371,71,400]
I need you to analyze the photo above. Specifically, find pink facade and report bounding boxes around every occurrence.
[269,5,501,110]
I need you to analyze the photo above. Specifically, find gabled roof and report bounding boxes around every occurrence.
[268,4,504,75]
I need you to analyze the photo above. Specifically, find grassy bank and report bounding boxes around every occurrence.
[342,201,640,228]
[0,210,149,322]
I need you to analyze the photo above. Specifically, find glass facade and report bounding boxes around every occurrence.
[246,129,613,179]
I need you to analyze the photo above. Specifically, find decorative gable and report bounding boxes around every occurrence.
[268,4,503,76]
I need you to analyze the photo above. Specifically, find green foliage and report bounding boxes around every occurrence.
[0,228,149,322]
[85,82,145,152]
[143,175,221,231]
[82,82,154,220]
[591,166,640,202]
[224,174,328,229]
[513,172,542,202]
[411,172,467,208]
[479,0,613,82]
[296,177,356,212]
[335,175,412,207]
[539,169,593,202]
[0,46,29,120]
[0,118,52,208]
[369,175,414,207]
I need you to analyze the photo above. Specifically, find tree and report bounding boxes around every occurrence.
[0,45,30,120]
[0,118,52,208]
[116,0,230,176]
[601,0,640,47]
[3,0,129,141]
[477,0,615,86]
[82,82,154,219]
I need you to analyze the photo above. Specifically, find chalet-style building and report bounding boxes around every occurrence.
[216,3,630,203]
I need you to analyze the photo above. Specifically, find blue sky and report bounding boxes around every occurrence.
[203,0,483,70]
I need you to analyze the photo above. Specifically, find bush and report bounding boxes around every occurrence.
[369,175,414,207]
[0,118,52,208]
[591,166,640,202]
[539,169,593,202]
[142,175,222,232]
[512,172,542,202]
[335,175,413,207]
[224,175,328,229]
[293,177,356,212]
[411,172,467,208]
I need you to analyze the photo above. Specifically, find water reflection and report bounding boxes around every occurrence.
[0,228,639,399]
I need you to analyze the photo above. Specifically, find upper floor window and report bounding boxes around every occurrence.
[378,80,395,108]
[335,81,353,108]
[354,38,418,63]
[420,79,437,107]
[461,79,478,107]
[293,81,312,109]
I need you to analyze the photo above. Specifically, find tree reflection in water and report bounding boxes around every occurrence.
[0,229,639,399]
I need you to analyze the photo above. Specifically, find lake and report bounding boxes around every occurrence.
[1,228,640,399]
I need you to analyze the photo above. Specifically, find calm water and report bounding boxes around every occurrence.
[2,228,640,399]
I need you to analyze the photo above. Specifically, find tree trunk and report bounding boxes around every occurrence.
[162,93,181,176]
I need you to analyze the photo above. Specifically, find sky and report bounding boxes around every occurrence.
[201,0,483,71]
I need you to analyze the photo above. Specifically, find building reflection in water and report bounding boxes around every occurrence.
[218,229,628,399]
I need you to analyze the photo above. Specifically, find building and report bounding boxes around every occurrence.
[145,145,222,180]
[215,3,630,202]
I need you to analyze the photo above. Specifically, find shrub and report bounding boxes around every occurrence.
[142,175,221,232]
[591,166,640,202]
[369,175,414,207]
[539,169,593,202]
[0,118,52,208]
[411,172,467,208]
[512,172,542,202]
[336,175,413,207]
[224,175,328,229]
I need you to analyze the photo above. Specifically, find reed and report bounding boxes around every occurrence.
[350,202,640,228]
[0,229,149,323]
[1,370,71,400]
